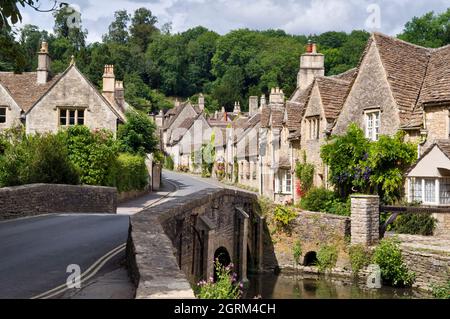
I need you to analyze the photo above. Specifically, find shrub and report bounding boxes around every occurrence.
[300,188,350,216]
[349,244,372,277]
[65,126,119,186]
[117,110,158,155]
[432,281,450,299]
[196,261,241,299]
[107,153,149,192]
[177,164,189,172]
[164,155,174,170]
[372,237,415,287]
[273,205,297,229]
[293,240,303,265]
[0,132,79,187]
[295,153,315,196]
[393,213,437,236]
[317,245,338,273]
[300,188,335,212]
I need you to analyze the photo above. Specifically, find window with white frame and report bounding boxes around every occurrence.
[307,116,320,140]
[276,170,292,194]
[59,108,85,126]
[408,177,449,205]
[365,110,380,141]
[0,107,6,123]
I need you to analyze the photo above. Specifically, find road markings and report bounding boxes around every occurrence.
[31,243,126,299]
[31,177,180,300]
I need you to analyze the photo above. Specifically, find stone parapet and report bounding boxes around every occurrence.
[0,183,117,219]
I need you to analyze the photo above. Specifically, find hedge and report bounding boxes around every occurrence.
[107,153,149,192]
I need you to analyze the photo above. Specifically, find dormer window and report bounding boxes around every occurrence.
[0,107,6,123]
[365,110,380,141]
[59,108,85,127]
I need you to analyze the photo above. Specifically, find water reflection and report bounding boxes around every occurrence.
[243,273,430,299]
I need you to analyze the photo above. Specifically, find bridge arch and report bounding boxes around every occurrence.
[303,251,318,266]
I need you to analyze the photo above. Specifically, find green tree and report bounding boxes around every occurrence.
[103,10,130,44]
[53,6,87,50]
[117,111,159,155]
[130,7,159,52]
[398,9,450,48]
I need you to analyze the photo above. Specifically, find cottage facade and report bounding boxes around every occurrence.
[0,42,126,134]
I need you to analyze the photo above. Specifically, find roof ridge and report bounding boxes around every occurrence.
[372,32,432,51]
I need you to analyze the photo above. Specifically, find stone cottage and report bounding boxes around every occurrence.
[0,42,126,134]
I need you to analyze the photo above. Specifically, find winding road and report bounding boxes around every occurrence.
[0,171,221,299]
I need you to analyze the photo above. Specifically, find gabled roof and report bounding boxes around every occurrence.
[316,76,353,120]
[407,140,450,175]
[418,45,450,106]
[270,108,285,129]
[22,65,125,122]
[235,113,261,144]
[163,101,200,130]
[372,33,431,127]
[0,72,61,112]
[286,83,313,131]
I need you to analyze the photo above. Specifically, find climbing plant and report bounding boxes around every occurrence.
[321,123,417,203]
[295,151,315,197]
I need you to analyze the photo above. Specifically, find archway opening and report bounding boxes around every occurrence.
[213,247,231,281]
[303,251,318,266]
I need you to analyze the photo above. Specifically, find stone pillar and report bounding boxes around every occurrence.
[240,215,249,284]
[351,195,380,246]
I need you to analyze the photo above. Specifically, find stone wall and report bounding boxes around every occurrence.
[0,184,117,219]
[402,247,450,291]
[263,210,351,271]
[126,188,260,298]
[351,195,380,246]
[26,66,119,135]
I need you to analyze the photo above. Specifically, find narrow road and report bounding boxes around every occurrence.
[0,171,220,299]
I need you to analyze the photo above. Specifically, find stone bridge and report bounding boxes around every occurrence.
[126,188,263,298]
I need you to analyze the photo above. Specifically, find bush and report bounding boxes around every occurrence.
[177,164,189,172]
[300,188,350,216]
[317,245,338,273]
[117,110,158,155]
[372,237,415,287]
[293,240,303,265]
[164,155,174,170]
[273,205,297,229]
[349,244,372,277]
[432,281,450,299]
[0,132,79,187]
[196,261,241,299]
[300,188,335,211]
[107,153,149,192]
[295,153,315,196]
[65,126,120,186]
[393,213,437,236]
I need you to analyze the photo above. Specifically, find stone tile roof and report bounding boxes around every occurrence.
[0,72,61,112]
[316,77,353,120]
[372,33,431,127]
[260,107,271,128]
[330,68,358,81]
[419,45,450,106]
[163,101,200,130]
[436,140,450,159]
[235,113,261,144]
[270,108,285,129]
[278,156,291,169]
[286,83,313,131]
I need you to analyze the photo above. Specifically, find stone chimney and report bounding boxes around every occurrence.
[174,98,181,108]
[260,94,267,108]
[297,40,324,90]
[155,109,164,128]
[102,65,115,104]
[198,93,205,111]
[37,42,51,84]
[115,81,125,111]
[269,87,284,105]
[233,101,241,114]
[249,96,258,116]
